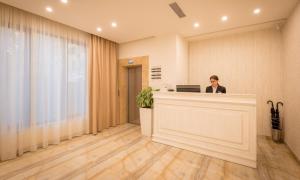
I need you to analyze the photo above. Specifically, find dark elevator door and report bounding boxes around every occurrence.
[128,66,142,125]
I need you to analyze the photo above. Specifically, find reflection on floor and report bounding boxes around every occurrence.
[0,124,299,180]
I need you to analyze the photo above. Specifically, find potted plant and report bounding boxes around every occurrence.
[136,87,153,137]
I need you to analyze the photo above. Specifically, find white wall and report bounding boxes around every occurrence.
[189,28,284,136]
[175,35,189,85]
[120,28,287,137]
[282,2,300,160]
[119,34,188,89]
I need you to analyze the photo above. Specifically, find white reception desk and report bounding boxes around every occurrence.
[152,92,256,168]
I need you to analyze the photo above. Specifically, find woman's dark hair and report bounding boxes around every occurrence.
[210,75,219,81]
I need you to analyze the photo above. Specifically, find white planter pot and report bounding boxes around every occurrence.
[139,108,152,137]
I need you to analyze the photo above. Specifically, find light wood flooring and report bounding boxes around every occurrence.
[0,124,299,180]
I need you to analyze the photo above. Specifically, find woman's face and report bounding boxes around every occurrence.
[210,79,218,87]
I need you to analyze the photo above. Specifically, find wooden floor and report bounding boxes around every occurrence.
[0,124,299,180]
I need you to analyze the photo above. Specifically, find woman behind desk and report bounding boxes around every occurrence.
[206,75,226,93]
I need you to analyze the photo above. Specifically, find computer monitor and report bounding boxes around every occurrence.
[176,85,201,93]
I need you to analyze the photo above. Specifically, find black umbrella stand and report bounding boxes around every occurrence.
[267,100,284,143]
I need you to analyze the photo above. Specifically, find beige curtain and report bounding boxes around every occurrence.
[89,35,119,134]
[0,3,90,161]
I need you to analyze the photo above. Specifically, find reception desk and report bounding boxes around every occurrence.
[152,92,256,168]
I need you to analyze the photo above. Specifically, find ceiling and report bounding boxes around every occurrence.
[0,0,298,43]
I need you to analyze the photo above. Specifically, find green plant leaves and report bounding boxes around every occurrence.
[136,87,153,108]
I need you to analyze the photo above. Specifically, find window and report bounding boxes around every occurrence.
[0,26,88,128]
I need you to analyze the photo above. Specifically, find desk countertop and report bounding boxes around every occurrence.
[153,91,256,106]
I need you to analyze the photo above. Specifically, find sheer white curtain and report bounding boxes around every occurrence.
[0,3,89,161]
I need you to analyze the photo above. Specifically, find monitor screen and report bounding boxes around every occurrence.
[176,85,201,93]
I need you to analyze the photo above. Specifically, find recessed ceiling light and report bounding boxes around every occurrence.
[221,15,228,22]
[193,22,200,28]
[46,6,53,12]
[253,8,261,15]
[61,0,68,4]
[111,22,117,28]
[96,27,102,32]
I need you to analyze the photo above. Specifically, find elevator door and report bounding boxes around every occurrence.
[128,66,142,125]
